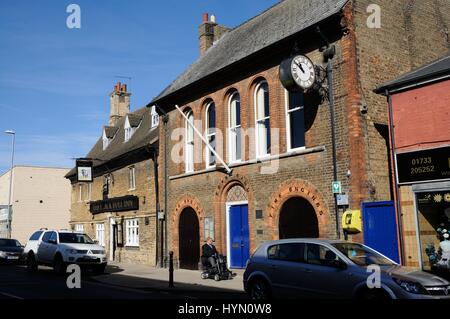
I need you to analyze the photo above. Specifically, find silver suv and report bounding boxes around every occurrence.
[243,239,450,299]
[25,229,107,274]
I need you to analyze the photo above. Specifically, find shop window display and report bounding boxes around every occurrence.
[417,191,450,278]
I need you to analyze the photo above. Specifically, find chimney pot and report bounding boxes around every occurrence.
[210,15,216,24]
[121,84,127,92]
[203,13,209,23]
[114,82,121,93]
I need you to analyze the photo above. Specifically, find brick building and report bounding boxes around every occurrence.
[375,55,450,276]
[149,0,450,269]
[66,83,160,266]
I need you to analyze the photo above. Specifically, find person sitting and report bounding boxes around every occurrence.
[202,237,218,268]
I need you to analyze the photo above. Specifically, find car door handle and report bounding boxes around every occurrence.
[270,265,278,269]
[303,269,313,273]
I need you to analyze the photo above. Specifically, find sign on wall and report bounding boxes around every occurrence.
[76,159,93,182]
[396,146,450,184]
[90,195,139,214]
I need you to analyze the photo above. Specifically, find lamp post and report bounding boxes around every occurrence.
[5,130,15,239]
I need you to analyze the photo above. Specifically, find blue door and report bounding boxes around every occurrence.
[362,201,400,263]
[229,204,250,268]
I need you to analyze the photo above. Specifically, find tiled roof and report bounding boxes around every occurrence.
[151,0,348,104]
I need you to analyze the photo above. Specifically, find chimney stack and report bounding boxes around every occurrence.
[199,13,230,56]
[109,82,131,126]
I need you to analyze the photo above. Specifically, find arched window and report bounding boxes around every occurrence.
[205,101,216,167]
[255,81,270,157]
[228,92,241,162]
[185,109,194,172]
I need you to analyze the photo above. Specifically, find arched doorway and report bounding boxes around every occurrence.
[279,197,319,239]
[178,207,200,269]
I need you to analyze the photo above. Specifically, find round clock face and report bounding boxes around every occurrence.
[291,55,316,89]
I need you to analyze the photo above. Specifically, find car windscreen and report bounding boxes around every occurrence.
[59,233,94,244]
[332,243,395,266]
[0,239,21,247]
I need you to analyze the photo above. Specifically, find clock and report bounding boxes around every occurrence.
[279,55,317,92]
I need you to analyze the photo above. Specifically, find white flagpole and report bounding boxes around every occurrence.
[175,104,232,175]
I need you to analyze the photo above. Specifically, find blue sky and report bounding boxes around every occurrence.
[0,0,278,175]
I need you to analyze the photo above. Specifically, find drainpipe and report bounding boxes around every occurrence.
[317,26,340,239]
[150,146,160,267]
[327,55,340,239]
[386,90,405,264]
[163,114,169,268]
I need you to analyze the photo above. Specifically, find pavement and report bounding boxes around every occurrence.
[91,262,246,298]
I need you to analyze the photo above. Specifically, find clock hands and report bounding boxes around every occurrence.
[294,60,306,73]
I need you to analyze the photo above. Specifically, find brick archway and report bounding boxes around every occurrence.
[214,174,255,254]
[267,178,330,239]
[171,194,205,262]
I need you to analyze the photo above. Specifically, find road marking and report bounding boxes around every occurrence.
[0,291,24,300]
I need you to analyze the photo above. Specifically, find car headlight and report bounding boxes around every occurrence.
[66,249,78,254]
[393,278,427,295]
[0,251,6,257]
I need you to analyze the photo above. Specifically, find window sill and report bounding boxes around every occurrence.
[169,145,325,180]
[124,245,140,250]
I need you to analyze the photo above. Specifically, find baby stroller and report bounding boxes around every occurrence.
[200,253,233,281]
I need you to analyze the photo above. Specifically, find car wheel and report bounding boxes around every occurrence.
[53,255,67,275]
[26,254,38,273]
[249,278,271,300]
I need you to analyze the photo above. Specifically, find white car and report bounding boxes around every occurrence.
[24,229,107,274]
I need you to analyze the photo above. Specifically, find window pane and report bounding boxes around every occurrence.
[208,134,216,166]
[265,118,271,154]
[278,243,305,262]
[208,103,216,130]
[306,244,338,266]
[290,110,305,148]
[289,91,304,110]
[263,83,270,117]
[230,94,240,127]
[236,127,241,160]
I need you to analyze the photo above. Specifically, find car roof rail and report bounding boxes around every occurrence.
[39,228,48,231]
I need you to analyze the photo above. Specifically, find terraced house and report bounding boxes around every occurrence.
[66,83,160,266]
[149,0,450,269]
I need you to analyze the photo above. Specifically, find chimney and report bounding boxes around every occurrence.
[109,82,131,126]
[199,13,230,56]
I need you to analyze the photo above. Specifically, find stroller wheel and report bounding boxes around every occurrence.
[201,272,209,279]
[214,274,221,281]
[227,272,233,280]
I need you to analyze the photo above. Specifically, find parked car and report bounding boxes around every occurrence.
[24,229,107,274]
[0,238,25,264]
[243,239,450,299]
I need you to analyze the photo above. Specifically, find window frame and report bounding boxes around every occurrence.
[125,218,139,247]
[254,81,271,158]
[228,91,242,163]
[185,109,195,173]
[128,166,136,191]
[285,89,306,152]
[205,101,216,168]
[95,223,105,246]
[74,224,84,233]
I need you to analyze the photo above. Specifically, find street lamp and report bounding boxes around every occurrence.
[4,130,15,239]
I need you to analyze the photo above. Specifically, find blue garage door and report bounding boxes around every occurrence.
[362,201,400,263]
[229,204,250,268]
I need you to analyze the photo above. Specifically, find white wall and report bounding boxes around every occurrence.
[0,167,71,243]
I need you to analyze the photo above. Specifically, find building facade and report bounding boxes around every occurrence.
[376,55,450,277]
[150,0,450,269]
[0,166,71,243]
[66,83,160,266]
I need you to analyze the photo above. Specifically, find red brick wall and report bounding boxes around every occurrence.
[392,79,450,152]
